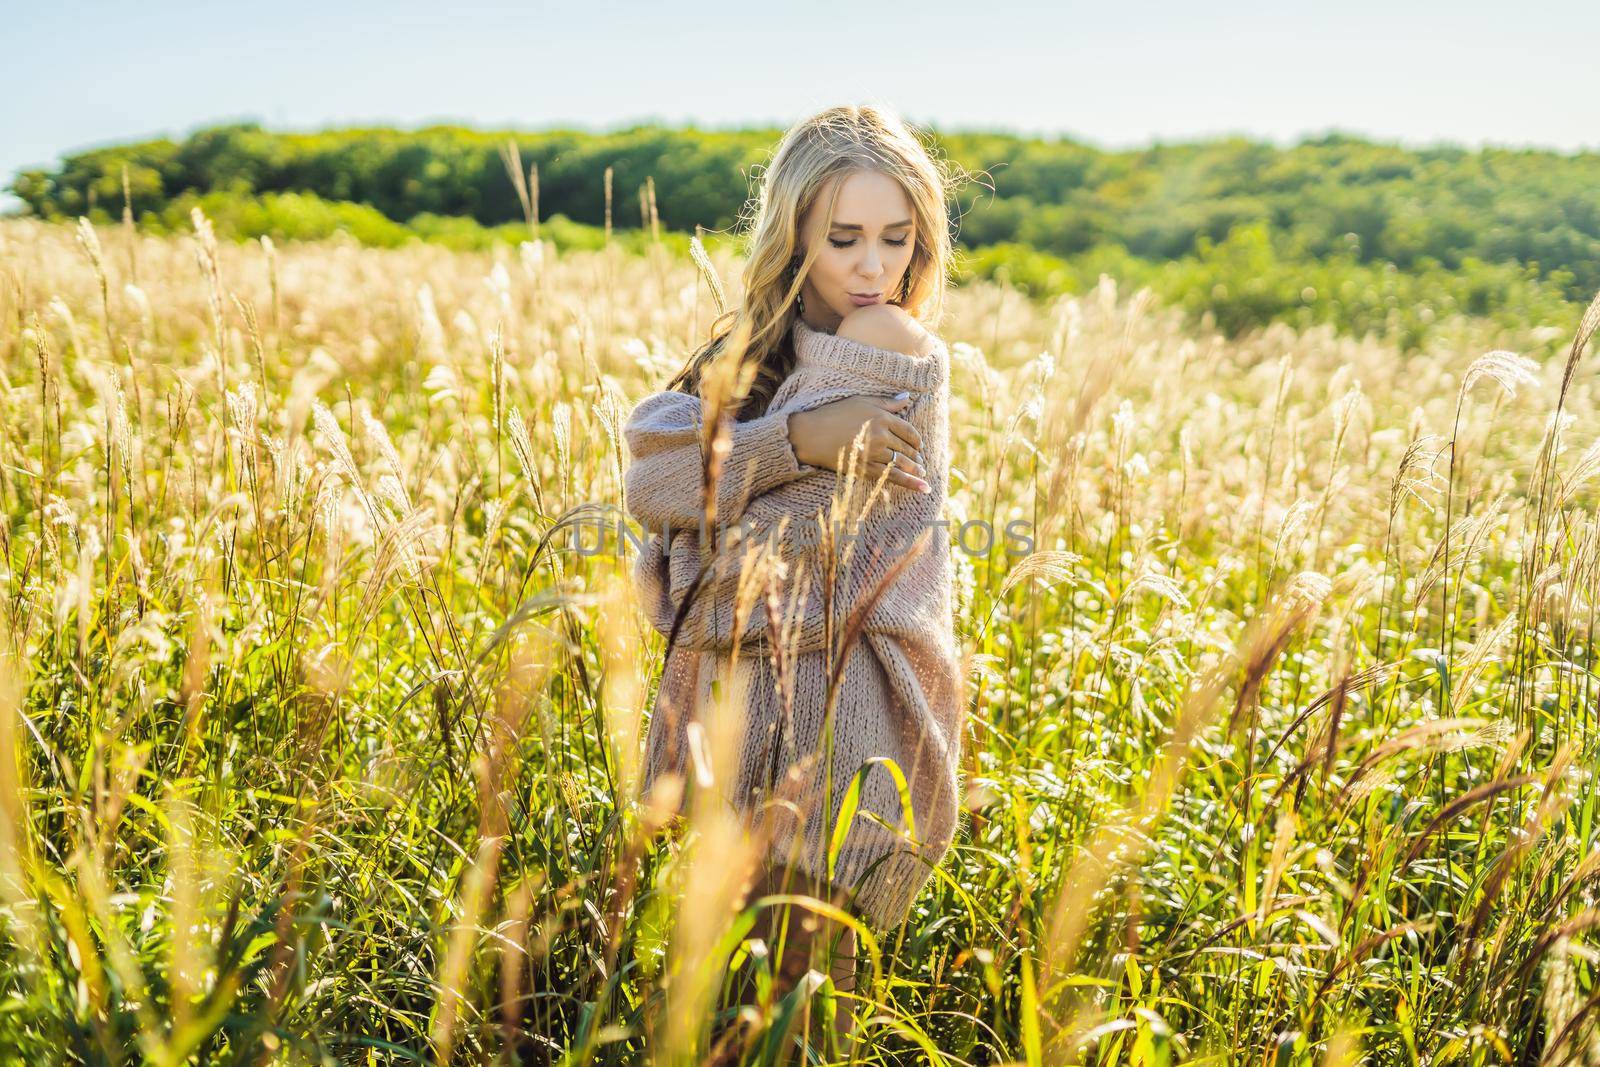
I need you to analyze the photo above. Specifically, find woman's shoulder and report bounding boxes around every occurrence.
[835,304,940,359]
[622,388,707,447]
[791,312,945,393]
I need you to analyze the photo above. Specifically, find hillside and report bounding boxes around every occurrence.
[10,122,1596,347]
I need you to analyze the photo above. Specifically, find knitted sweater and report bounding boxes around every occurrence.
[622,315,964,932]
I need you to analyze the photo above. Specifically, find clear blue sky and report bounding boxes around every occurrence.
[6,0,1598,213]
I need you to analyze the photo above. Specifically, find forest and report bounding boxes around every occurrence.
[10,121,1597,347]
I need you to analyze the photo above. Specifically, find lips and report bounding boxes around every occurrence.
[849,291,883,306]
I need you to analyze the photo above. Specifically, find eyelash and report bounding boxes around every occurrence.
[828,237,909,249]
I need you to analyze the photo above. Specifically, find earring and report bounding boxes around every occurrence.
[790,256,805,316]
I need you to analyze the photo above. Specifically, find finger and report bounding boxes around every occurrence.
[866,460,930,493]
[864,460,916,488]
[875,432,925,474]
[861,394,914,412]
[874,445,926,478]
[878,415,925,457]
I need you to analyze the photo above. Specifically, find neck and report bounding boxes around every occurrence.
[798,307,841,334]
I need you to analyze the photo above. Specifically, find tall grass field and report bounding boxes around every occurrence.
[2,210,1600,1064]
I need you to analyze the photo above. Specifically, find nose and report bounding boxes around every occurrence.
[860,244,883,280]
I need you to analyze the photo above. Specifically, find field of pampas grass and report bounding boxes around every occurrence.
[4,210,1600,1064]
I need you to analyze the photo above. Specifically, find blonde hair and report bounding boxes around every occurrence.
[666,103,961,419]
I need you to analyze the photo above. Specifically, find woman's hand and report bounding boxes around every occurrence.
[785,393,930,493]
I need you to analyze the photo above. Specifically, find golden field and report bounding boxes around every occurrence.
[2,212,1600,1064]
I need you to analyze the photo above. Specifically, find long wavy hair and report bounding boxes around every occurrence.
[665,104,961,421]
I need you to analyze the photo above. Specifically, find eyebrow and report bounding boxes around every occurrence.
[829,218,913,231]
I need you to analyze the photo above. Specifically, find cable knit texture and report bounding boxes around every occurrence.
[622,316,964,933]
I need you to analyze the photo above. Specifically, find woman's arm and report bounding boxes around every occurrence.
[650,338,952,656]
[622,390,820,533]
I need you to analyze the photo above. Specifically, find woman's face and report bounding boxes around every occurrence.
[797,169,916,331]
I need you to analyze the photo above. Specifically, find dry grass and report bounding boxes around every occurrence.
[1,213,1599,1064]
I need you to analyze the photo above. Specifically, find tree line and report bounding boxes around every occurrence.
[12,121,1598,346]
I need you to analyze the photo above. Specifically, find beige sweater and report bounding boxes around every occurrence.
[622,315,964,933]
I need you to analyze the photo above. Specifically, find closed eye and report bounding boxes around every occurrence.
[829,237,910,249]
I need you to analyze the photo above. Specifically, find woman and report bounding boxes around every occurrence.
[622,104,964,1048]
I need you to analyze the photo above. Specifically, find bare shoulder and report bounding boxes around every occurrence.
[836,303,936,357]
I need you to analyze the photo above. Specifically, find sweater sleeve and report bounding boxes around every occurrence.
[653,344,952,658]
[622,390,821,533]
